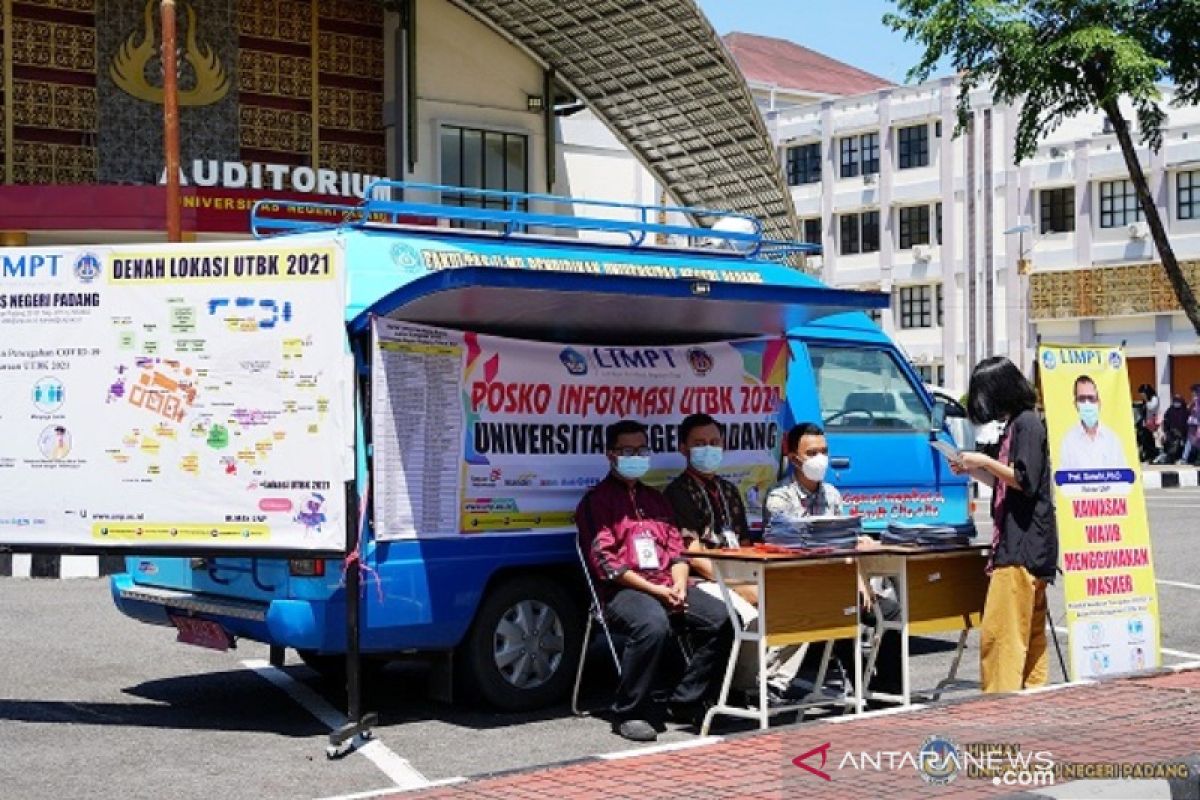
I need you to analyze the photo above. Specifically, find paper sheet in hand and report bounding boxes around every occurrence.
[929,439,962,464]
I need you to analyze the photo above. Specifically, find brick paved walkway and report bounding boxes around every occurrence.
[401,668,1200,799]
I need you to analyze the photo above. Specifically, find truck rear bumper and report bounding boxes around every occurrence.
[110,574,335,650]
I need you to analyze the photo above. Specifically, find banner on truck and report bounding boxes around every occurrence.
[0,241,349,553]
[370,319,788,540]
[1039,344,1161,680]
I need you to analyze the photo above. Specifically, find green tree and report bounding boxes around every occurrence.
[887,0,1200,335]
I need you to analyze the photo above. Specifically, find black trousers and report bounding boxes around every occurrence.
[829,594,903,695]
[604,585,733,719]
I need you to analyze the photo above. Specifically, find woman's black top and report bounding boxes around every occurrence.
[992,409,1059,582]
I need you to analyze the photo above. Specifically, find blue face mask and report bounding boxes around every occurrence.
[615,455,651,480]
[688,445,723,474]
[1078,401,1100,428]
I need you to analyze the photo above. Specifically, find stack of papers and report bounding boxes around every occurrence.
[765,514,862,551]
[879,522,973,548]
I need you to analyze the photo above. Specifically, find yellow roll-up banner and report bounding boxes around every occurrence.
[1039,344,1160,680]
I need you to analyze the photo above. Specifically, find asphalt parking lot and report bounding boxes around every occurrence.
[2,489,1199,800]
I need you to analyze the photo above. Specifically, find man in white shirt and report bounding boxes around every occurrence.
[1058,375,1129,471]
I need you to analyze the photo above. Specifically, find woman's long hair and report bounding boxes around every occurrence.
[967,356,1038,425]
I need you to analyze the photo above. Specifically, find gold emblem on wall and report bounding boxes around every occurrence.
[110,0,230,107]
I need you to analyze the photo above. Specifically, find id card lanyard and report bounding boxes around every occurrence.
[791,479,821,516]
[691,473,735,547]
[628,485,662,570]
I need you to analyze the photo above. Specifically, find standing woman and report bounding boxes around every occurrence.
[951,357,1058,693]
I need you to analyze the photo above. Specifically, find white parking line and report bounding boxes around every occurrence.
[598,736,724,760]
[242,659,430,791]
[1052,628,1200,661]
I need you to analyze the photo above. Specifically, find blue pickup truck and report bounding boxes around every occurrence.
[111,185,970,711]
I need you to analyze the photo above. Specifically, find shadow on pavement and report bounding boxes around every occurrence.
[0,668,326,737]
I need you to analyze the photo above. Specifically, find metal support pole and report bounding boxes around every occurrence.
[403,0,417,174]
[161,0,182,242]
[543,67,555,193]
[327,335,377,759]
[345,478,363,717]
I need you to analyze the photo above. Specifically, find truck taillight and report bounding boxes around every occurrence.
[289,558,326,577]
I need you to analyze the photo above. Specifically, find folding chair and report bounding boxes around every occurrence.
[571,535,695,716]
[572,536,622,716]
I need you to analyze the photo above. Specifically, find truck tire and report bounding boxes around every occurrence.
[458,575,582,711]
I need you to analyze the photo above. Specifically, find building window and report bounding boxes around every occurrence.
[801,217,822,245]
[898,285,934,329]
[914,364,946,386]
[897,124,929,169]
[839,136,859,178]
[898,205,931,249]
[1040,187,1075,233]
[787,142,822,185]
[862,133,880,175]
[440,125,528,228]
[839,210,880,254]
[839,133,880,178]
[1178,170,1200,220]
[936,283,944,326]
[935,202,943,244]
[1099,179,1143,228]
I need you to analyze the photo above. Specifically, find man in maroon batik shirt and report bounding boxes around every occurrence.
[577,419,733,743]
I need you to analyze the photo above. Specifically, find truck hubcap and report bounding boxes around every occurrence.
[493,599,565,690]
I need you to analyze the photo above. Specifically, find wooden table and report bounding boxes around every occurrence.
[856,544,990,706]
[688,548,864,735]
[690,542,992,734]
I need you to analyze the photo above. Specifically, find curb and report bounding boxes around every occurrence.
[1143,468,1200,489]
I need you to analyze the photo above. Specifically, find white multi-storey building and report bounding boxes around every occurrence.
[559,32,890,229]
[775,77,1200,400]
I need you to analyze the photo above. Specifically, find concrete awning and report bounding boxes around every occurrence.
[449,0,801,242]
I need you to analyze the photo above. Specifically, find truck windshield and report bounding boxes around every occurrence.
[808,344,927,431]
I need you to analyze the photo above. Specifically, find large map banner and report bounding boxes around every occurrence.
[0,240,350,553]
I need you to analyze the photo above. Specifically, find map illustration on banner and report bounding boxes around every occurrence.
[0,241,350,553]
[1039,344,1161,680]
[370,319,787,541]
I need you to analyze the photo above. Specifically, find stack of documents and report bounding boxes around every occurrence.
[765,514,862,551]
[879,522,973,548]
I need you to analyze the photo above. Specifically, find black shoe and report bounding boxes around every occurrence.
[612,718,658,742]
[666,701,711,728]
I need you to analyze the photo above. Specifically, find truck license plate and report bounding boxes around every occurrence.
[169,614,232,651]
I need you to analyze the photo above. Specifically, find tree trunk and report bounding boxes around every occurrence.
[1103,100,1200,336]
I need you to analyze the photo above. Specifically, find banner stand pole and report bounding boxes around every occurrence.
[327,479,376,758]
[328,336,377,759]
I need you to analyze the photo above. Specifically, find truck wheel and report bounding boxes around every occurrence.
[459,576,582,711]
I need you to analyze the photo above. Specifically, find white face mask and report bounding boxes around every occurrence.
[799,453,829,483]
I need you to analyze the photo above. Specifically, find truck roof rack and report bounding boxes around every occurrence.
[249,181,820,261]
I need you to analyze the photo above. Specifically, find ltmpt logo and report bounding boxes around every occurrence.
[559,347,588,376]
